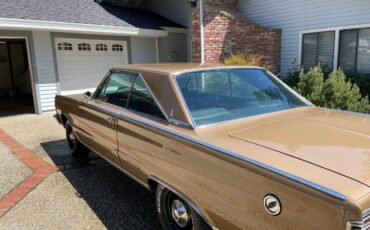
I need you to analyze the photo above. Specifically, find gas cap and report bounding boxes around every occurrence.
[263,194,281,216]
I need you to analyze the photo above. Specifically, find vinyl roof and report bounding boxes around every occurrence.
[0,0,186,30]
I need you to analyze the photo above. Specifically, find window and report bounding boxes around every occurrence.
[95,72,136,107]
[339,28,370,73]
[302,31,335,70]
[96,43,108,51]
[58,42,73,51]
[112,44,123,52]
[176,69,308,126]
[128,77,165,119]
[78,43,91,51]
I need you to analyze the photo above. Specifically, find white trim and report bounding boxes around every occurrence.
[298,23,370,68]
[0,18,168,37]
[161,26,189,34]
[0,36,39,114]
[200,0,205,64]
[61,88,96,96]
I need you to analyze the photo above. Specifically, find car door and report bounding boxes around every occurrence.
[115,75,169,182]
[76,71,136,164]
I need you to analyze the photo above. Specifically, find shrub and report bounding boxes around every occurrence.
[346,72,370,99]
[294,66,370,113]
[224,54,273,71]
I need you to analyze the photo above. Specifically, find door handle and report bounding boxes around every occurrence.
[106,117,117,125]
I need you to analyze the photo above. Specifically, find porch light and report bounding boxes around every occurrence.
[189,0,197,8]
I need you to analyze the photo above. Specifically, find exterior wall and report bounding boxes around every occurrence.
[192,0,281,74]
[239,0,370,75]
[150,0,192,61]
[158,32,188,63]
[32,31,58,112]
[130,37,157,64]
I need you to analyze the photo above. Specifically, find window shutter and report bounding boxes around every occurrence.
[357,28,370,73]
[339,30,357,72]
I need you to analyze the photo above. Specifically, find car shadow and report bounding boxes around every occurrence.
[41,139,161,230]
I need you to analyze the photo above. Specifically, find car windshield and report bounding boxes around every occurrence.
[175,69,309,126]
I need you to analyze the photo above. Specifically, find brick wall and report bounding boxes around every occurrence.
[192,0,281,74]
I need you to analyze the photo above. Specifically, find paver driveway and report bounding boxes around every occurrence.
[0,114,161,229]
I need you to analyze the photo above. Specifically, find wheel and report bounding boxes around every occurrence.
[156,185,211,230]
[65,121,89,158]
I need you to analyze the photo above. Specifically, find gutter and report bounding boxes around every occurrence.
[0,17,168,37]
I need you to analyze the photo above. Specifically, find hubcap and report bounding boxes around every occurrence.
[171,199,189,228]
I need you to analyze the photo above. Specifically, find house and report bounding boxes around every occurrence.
[2,0,370,116]
[0,0,191,115]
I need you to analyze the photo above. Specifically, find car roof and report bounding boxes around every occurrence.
[112,63,264,75]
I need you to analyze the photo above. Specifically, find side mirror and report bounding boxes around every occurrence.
[84,91,92,98]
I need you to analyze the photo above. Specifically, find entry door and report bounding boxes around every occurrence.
[76,71,136,165]
[0,42,12,89]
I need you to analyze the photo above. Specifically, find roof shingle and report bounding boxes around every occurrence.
[0,0,186,30]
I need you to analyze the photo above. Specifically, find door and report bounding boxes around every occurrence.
[115,75,168,182]
[76,71,136,164]
[54,38,128,93]
[0,42,12,90]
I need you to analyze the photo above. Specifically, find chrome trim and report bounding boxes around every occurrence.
[114,112,347,201]
[346,221,363,230]
[149,176,217,230]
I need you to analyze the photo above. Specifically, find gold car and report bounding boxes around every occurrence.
[55,63,370,230]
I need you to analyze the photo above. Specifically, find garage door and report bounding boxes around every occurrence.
[55,38,128,94]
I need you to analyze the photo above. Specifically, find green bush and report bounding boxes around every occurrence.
[346,72,370,99]
[223,54,273,72]
[294,66,370,113]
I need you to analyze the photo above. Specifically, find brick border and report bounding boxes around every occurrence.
[0,128,58,217]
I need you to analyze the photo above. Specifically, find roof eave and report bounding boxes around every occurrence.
[0,17,168,37]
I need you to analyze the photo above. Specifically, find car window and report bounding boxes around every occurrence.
[127,77,166,119]
[176,69,308,126]
[95,72,136,108]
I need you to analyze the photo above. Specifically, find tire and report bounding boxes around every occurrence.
[65,121,89,158]
[156,185,211,230]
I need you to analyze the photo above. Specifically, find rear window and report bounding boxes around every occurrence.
[176,69,308,126]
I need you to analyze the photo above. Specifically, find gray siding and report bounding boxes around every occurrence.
[130,37,157,64]
[32,31,58,112]
[239,0,370,75]
[151,0,192,61]
[158,32,188,63]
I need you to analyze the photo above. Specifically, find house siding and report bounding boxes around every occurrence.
[130,37,157,64]
[239,0,370,75]
[151,0,192,61]
[32,31,58,112]
[158,32,188,63]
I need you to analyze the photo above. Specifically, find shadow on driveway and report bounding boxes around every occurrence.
[41,139,161,230]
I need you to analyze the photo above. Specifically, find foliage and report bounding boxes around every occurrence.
[223,54,273,71]
[294,66,370,113]
[346,72,370,99]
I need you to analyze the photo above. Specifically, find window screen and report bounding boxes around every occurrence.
[302,32,335,70]
[339,30,357,72]
[127,77,165,119]
[357,29,370,73]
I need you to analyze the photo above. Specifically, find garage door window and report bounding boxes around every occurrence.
[58,42,73,51]
[96,44,108,51]
[112,44,123,52]
[78,43,91,51]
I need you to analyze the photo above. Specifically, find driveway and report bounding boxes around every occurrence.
[0,114,161,230]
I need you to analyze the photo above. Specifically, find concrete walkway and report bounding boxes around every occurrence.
[0,114,160,229]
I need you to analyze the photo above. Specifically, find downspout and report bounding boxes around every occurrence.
[199,0,205,65]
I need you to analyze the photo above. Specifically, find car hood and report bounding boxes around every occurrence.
[228,109,370,186]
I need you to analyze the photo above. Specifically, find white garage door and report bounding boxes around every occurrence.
[55,38,128,94]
